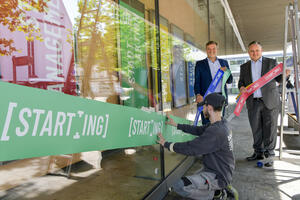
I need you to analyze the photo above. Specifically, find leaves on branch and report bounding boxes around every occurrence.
[0,0,49,56]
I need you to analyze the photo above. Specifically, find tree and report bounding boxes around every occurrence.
[76,0,119,99]
[0,0,48,56]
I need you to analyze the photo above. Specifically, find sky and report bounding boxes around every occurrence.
[62,0,80,25]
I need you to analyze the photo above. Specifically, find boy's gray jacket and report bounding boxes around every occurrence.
[164,119,235,188]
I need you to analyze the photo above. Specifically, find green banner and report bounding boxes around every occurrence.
[119,1,148,108]
[0,82,194,161]
[222,69,232,97]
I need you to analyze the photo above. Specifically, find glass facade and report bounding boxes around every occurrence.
[0,0,242,199]
[209,0,225,54]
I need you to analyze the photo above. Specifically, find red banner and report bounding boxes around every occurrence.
[234,63,283,116]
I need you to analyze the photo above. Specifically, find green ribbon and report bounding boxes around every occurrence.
[0,82,194,161]
[222,69,232,97]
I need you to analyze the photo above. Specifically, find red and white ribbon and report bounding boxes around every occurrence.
[234,63,283,116]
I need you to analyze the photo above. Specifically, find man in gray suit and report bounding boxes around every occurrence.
[238,41,282,166]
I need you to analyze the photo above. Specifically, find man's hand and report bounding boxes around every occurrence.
[157,133,166,146]
[165,113,177,127]
[220,66,227,72]
[196,94,203,103]
[240,86,247,94]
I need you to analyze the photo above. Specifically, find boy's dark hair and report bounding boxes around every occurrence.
[206,41,218,47]
[248,41,262,48]
[212,106,223,112]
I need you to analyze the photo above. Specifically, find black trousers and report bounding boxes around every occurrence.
[247,99,279,156]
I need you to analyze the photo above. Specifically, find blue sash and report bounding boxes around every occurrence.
[193,69,224,126]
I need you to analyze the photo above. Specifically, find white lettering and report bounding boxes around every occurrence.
[132,120,137,135]
[45,37,62,51]
[46,54,62,66]
[16,108,32,136]
[44,23,62,38]
[40,111,53,136]
[128,117,134,137]
[82,114,88,136]
[139,121,144,135]
[102,114,109,138]
[87,115,97,136]
[96,116,104,136]
[53,112,66,136]
[66,112,75,136]
[32,109,45,136]
[46,66,64,81]
[1,102,17,141]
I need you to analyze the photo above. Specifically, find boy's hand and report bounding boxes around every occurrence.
[157,133,165,146]
[165,113,177,127]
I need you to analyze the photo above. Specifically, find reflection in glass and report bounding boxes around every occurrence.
[0,0,76,94]
[76,0,119,102]
[209,0,225,55]
[160,19,173,111]
[0,0,223,198]
[170,24,187,108]
[119,1,149,108]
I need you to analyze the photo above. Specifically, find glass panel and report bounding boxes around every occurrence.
[119,0,148,108]
[77,0,119,101]
[76,1,162,196]
[0,0,161,199]
[170,24,187,108]
[0,0,234,198]
[159,0,207,176]
[149,13,180,111]
[209,0,225,55]
[185,33,196,103]
[0,0,81,196]
[160,16,173,111]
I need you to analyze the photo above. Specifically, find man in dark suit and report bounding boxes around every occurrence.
[238,41,282,165]
[194,41,233,125]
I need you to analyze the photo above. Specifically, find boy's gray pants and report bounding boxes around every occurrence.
[172,170,221,200]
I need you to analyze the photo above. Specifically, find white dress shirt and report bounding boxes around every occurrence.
[207,58,222,93]
[251,57,263,98]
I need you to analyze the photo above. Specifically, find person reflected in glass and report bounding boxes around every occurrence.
[170,44,187,107]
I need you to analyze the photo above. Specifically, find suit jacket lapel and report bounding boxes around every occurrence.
[247,61,253,83]
[261,57,268,76]
[219,59,224,67]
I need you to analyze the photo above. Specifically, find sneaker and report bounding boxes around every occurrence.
[213,189,227,200]
[263,152,274,167]
[226,185,239,200]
